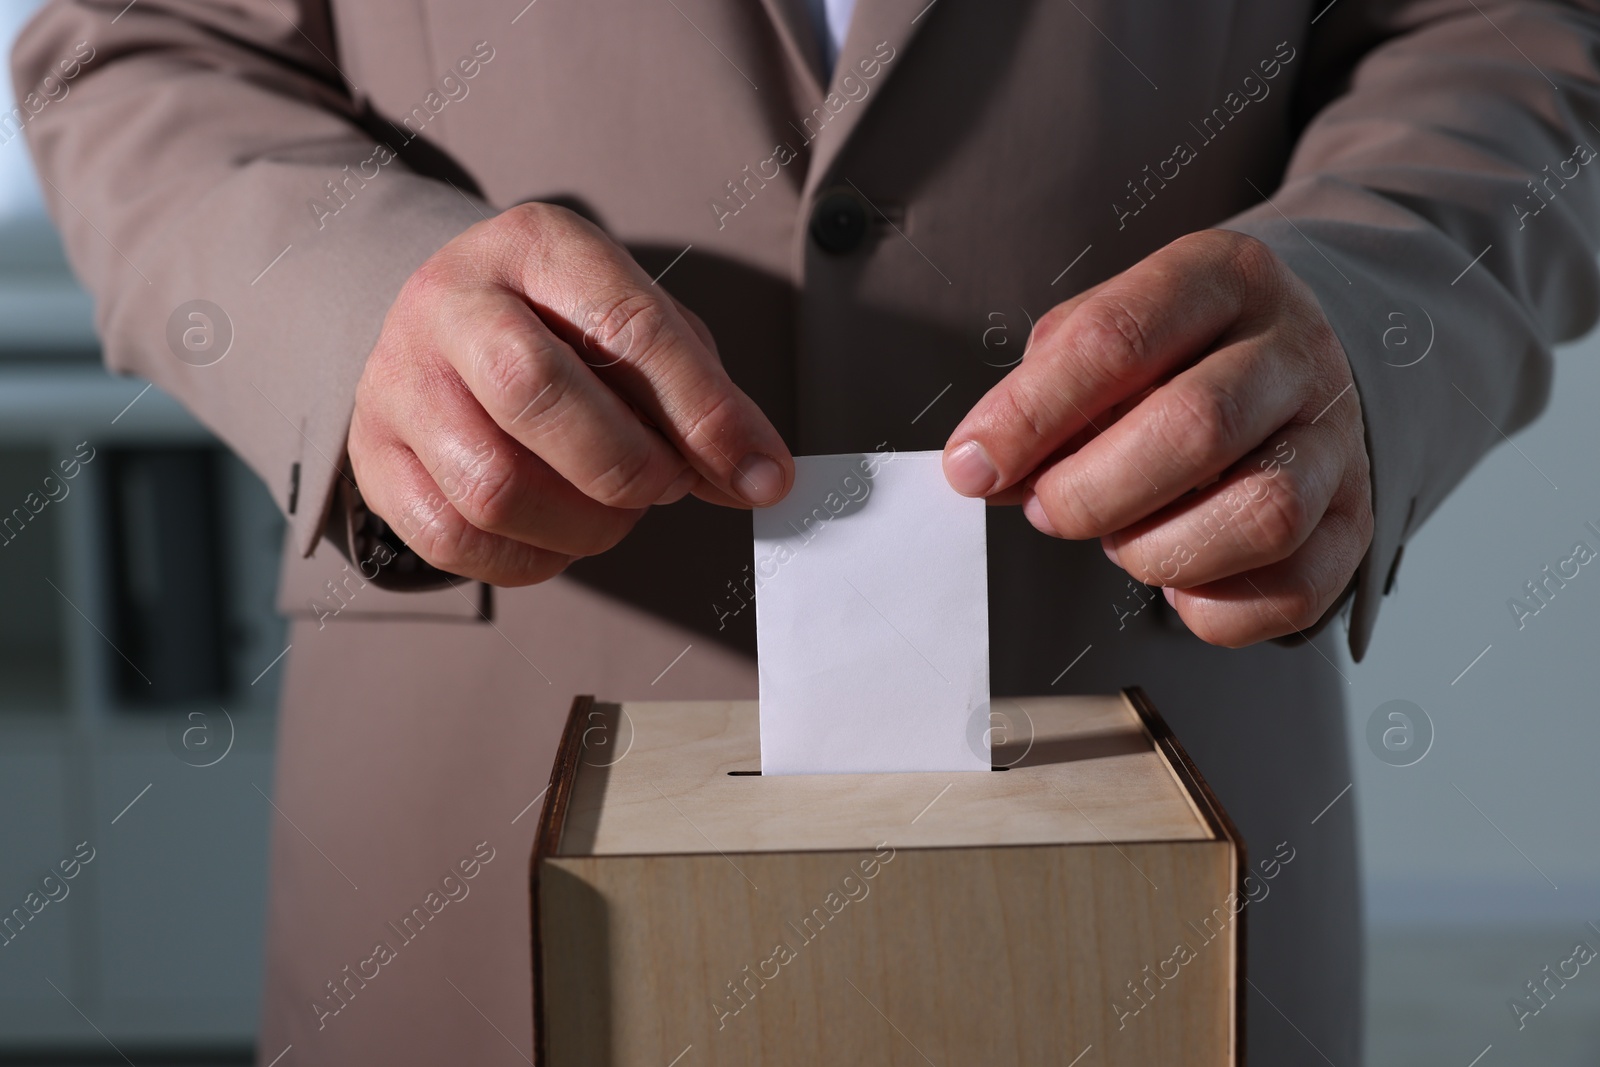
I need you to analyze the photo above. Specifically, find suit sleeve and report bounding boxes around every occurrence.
[1219,0,1600,659]
[11,0,489,560]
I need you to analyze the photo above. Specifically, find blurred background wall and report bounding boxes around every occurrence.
[1342,338,1600,1062]
[1,3,284,1063]
[0,1,1597,1064]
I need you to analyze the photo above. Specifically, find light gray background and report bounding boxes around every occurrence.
[1346,329,1600,930]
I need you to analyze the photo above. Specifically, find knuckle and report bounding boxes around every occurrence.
[585,445,660,508]
[677,386,745,463]
[406,502,471,574]
[1038,478,1108,540]
[1120,545,1165,587]
[456,454,519,533]
[1237,472,1312,554]
[996,381,1055,450]
[473,320,569,425]
[360,326,406,387]
[1029,303,1072,351]
[1323,491,1374,566]
[1077,298,1153,388]
[401,255,454,309]
[1159,382,1247,462]
[504,200,553,226]
[490,203,592,276]
[1178,598,1244,649]
[500,200,570,240]
[348,381,383,444]
[1053,498,1104,541]
[1220,230,1280,288]
[583,288,669,367]
[1276,572,1327,631]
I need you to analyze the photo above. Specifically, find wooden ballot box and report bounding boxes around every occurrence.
[530,691,1243,1066]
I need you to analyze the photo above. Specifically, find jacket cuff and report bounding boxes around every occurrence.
[320,465,465,593]
[275,181,493,563]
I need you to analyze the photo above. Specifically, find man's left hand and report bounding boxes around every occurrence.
[943,229,1373,647]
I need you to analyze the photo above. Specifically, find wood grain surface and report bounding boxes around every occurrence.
[558,695,1214,856]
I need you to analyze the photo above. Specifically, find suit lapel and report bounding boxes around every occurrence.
[757,0,829,101]
[799,0,937,201]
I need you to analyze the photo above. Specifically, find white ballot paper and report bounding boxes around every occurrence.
[754,450,990,774]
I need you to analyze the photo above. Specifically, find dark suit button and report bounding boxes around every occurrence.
[810,189,869,254]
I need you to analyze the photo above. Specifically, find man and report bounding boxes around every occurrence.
[15,0,1600,1062]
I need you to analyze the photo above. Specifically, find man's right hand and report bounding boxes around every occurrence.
[348,203,793,585]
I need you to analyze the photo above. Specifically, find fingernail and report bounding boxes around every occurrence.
[1162,586,1178,608]
[1101,538,1121,566]
[734,453,785,505]
[945,440,998,496]
[1023,492,1058,536]
[653,466,699,506]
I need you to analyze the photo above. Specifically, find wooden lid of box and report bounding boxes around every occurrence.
[548,691,1228,856]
